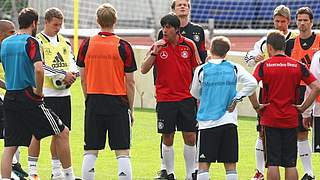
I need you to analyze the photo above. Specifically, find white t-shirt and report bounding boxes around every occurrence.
[190,59,257,129]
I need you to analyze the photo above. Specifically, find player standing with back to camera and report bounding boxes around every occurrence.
[77,3,136,180]
[190,36,257,180]
[250,31,320,180]
[244,5,296,180]
[285,7,320,180]
[27,7,78,180]
[0,19,29,180]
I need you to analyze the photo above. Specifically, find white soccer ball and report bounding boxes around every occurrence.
[51,74,70,90]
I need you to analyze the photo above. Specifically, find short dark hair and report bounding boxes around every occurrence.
[266,31,286,51]
[18,8,38,29]
[210,36,231,57]
[171,0,190,10]
[160,13,180,30]
[296,7,313,20]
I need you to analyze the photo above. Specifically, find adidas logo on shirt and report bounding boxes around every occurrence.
[316,145,320,150]
[200,154,206,159]
[52,52,67,68]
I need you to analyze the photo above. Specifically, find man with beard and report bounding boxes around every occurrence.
[0,8,76,180]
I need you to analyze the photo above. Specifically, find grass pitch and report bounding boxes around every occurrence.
[0,81,319,179]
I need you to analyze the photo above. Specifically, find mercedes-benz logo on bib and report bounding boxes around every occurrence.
[160,51,168,59]
[193,34,200,42]
[181,50,189,58]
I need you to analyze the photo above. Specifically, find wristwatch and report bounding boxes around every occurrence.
[150,52,157,56]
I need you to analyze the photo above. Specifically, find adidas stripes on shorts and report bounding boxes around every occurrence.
[3,87,65,147]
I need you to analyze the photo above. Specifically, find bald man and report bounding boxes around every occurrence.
[0,19,29,179]
[0,20,15,89]
[0,20,15,40]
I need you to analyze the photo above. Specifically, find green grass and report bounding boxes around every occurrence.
[1,81,320,179]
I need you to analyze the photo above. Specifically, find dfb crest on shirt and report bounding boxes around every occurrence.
[160,51,168,60]
[181,50,189,58]
[193,34,200,42]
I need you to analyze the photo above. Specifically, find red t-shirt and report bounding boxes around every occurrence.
[153,36,199,102]
[253,55,316,128]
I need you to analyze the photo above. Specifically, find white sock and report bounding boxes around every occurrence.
[255,137,264,174]
[82,153,97,180]
[52,158,62,176]
[162,144,174,175]
[226,170,238,180]
[184,144,196,179]
[2,178,11,180]
[298,140,313,176]
[117,155,132,180]
[160,141,166,170]
[160,157,166,170]
[62,166,75,180]
[197,171,209,180]
[12,154,18,164]
[13,148,20,164]
[28,156,38,176]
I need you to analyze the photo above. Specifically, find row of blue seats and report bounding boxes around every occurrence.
[191,0,320,28]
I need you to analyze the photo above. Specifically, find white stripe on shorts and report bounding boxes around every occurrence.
[128,109,132,147]
[39,104,60,134]
[196,130,201,163]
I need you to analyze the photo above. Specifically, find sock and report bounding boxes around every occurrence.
[82,153,97,180]
[52,157,62,177]
[298,140,313,176]
[117,155,132,180]
[255,137,264,174]
[162,144,174,175]
[160,158,166,170]
[226,170,238,180]
[184,144,196,179]
[160,139,166,170]
[12,154,18,164]
[13,148,20,164]
[197,171,209,180]
[62,166,75,180]
[28,156,38,176]
[2,178,11,180]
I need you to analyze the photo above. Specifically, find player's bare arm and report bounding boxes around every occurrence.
[295,80,320,113]
[248,92,269,115]
[63,72,76,85]
[141,39,165,74]
[79,67,87,98]
[0,79,6,90]
[34,61,44,97]
[125,72,135,125]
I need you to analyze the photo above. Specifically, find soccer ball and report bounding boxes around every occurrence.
[51,74,71,90]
